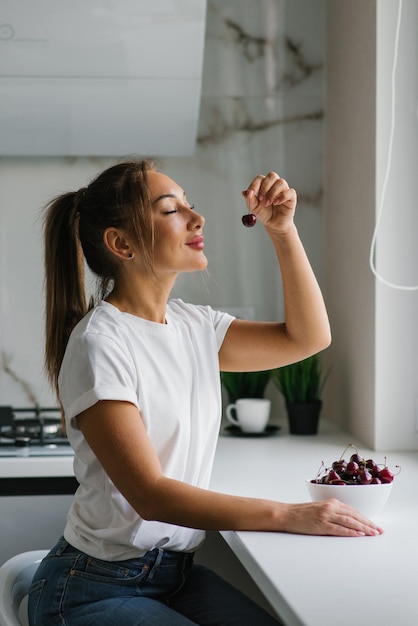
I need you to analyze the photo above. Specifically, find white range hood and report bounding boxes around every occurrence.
[0,0,207,156]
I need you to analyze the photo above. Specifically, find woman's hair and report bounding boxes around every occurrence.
[44,158,156,397]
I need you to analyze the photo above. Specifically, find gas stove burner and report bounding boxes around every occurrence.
[1,417,64,440]
[0,405,69,450]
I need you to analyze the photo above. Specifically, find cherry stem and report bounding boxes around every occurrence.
[339,442,358,461]
[315,460,326,480]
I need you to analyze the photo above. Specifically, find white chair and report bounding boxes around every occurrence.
[0,551,48,626]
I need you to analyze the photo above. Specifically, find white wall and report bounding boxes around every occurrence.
[0,0,326,415]
[375,0,418,449]
[324,0,418,450]
[323,0,377,446]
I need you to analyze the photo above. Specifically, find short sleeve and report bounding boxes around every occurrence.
[58,331,139,428]
[208,307,235,350]
[181,302,235,350]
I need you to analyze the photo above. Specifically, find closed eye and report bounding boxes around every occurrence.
[162,203,195,215]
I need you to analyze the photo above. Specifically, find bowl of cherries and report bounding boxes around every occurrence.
[307,444,399,518]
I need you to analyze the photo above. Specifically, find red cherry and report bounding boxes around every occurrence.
[345,461,360,477]
[332,460,347,475]
[242,213,257,227]
[378,467,394,483]
[365,459,379,475]
[326,469,341,484]
[350,453,364,465]
[358,468,373,484]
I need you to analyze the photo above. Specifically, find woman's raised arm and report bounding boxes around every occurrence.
[219,172,331,372]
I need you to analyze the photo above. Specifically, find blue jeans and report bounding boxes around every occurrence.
[28,537,282,625]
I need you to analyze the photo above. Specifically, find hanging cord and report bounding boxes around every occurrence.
[369,0,418,291]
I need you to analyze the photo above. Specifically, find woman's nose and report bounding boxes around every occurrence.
[189,210,205,229]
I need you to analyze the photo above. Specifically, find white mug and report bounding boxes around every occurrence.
[226,398,271,433]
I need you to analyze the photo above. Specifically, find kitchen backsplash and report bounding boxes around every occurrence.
[0,0,325,406]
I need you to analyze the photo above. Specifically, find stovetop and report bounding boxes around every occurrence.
[0,405,73,457]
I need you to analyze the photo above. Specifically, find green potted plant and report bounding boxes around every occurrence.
[271,353,328,435]
[220,370,271,405]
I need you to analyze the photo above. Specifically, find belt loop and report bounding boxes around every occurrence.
[148,548,164,580]
[54,537,70,556]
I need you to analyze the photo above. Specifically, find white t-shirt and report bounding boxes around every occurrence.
[59,299,234,561]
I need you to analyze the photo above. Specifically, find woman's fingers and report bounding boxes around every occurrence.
[327,508,383,537]
[284,499,384,537]
[258,172,288,204]
[242,174,266,212]
[243,172,296,213]
[320,500,384,536]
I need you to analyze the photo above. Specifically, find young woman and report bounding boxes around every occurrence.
[28,160,382,626]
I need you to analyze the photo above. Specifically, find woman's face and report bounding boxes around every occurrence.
[146,170,208,276]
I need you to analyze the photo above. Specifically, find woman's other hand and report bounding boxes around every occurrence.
[280,499,384,537]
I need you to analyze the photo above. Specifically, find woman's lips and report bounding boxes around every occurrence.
[186,236,205,250]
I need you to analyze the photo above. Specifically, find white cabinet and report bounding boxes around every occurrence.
[0,0,207,156]
[0,494,73,565]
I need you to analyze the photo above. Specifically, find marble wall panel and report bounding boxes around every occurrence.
[0,0,325,406]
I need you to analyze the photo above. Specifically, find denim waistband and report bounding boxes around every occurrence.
[51,536,194,570]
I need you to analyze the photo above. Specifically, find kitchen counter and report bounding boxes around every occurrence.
[0,454,74,478]
[2,423,418,624]
[0,451,76,495]
[212,422,418,626]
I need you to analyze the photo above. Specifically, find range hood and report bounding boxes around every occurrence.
[0,0,207,156]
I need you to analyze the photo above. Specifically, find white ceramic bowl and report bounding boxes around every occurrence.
[306,480,393,518]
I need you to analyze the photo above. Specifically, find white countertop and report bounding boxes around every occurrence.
[2,422,417,625]
[211,422,418,626]
[0,453,74,478]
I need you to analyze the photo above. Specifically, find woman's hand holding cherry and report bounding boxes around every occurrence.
[242,171,297,235]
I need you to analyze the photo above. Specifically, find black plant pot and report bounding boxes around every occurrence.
[286,400,322,435]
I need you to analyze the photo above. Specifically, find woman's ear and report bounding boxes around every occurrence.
[103,228,134,260]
